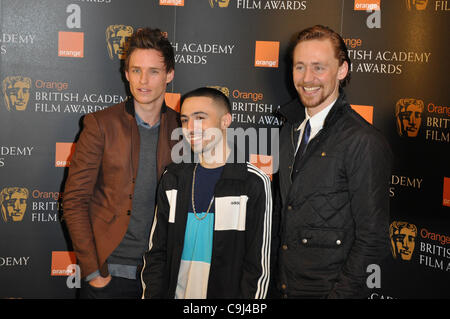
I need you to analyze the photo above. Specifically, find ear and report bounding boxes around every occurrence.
[125,69,129,82]
[337,61,349,81]
[220,113,232,130]
[166,69,174,84]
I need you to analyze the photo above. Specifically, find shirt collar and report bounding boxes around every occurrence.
[135,111,160,129]
[296,98,337,138]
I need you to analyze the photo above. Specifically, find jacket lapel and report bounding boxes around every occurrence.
[157,102,181,181]
[124,98,140,182]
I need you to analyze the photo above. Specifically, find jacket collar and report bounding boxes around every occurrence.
[277,89,348,128]
[322,91,347,129]
[181,158,248,182]
[277,97,304,125]
[125,97,135,116]
[221,161,248,181]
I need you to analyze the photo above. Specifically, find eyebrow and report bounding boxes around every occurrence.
[129,66,163,71]
[294,61,324,66]
[180,111,209,118]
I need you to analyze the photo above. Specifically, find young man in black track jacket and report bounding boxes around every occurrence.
[141,87,272,299]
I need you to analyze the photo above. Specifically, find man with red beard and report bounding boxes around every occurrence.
[273,25,392,298]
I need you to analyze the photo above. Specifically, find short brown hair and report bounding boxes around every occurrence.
[124,27,175,72]
[292,25,351,87]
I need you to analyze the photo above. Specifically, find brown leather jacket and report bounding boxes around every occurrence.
[63,98,179,278]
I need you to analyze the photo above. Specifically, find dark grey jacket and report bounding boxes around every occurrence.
[273,92,392,298]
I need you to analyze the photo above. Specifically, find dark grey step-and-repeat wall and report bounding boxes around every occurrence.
[1,0,449,299]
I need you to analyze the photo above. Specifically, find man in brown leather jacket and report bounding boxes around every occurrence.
[63,28,179,298]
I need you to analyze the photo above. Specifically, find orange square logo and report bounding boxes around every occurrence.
[58,31,84,58]
[55,142,76,167]
[354,0,380,10]
[250,154,273,181]
[165,92,181,113]
[160,0,184,6]
[254,41,279,68]
[443,177,450,207]
[51,251,77,276]
[351,105,374,124]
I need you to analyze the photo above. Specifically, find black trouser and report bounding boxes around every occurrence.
[80,276,142,299]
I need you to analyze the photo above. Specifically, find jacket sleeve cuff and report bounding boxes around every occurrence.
[85,270,100,282]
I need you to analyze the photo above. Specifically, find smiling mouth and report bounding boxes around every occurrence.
[302,86,321,94]
[188,134,203,144]
[189,132,216,145]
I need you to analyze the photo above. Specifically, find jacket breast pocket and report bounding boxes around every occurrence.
[214,196,248,231]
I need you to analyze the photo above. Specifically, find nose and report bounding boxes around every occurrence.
[191,119,204,133]
[401,238,410,250]
[139,71,149,84]
[17,89,24,100]
[183,118,195,132]
[14,199,21,211]
[303,66,314,83]
[185,118,194,132]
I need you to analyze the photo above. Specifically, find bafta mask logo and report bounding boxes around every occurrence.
[395,98,424,138]
[106,25,134,60]
[207,86,230,97]
[209,0,230,8]
[2,76,32,111]
[1,187,29,222]
[406,0,429,10]
[390,221,417,261]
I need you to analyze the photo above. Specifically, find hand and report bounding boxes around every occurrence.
[89,274,112,288]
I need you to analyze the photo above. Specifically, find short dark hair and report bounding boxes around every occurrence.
[124,27,175,72]
[292,25,351,87]
[181,87,232,114]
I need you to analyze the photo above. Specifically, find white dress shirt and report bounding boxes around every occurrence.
[295,98,337,154]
